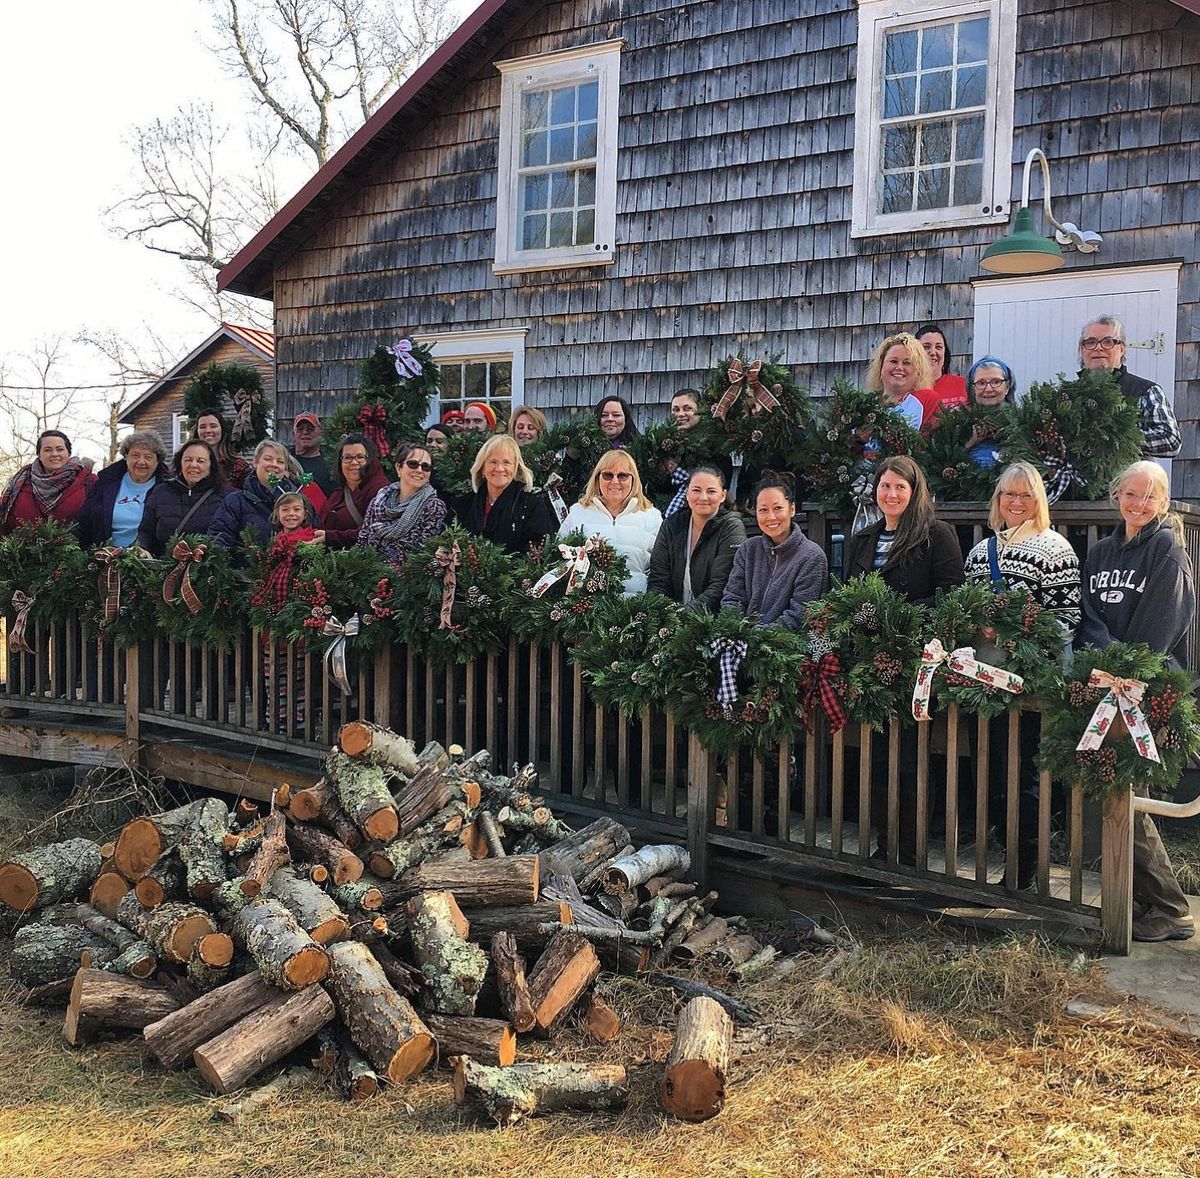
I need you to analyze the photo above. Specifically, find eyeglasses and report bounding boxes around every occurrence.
[402,459,433,472]
[599,471,632,482]
[972,378,1008,390]
[999,491,1035,502]
[341,454,368,464]
[1080,336,1123,349]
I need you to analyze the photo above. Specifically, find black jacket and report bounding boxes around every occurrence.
[77,459,163,547]
[843,517,965,603]
[454,481,557,558]
[646,509,747,611]
[136,476,225,556]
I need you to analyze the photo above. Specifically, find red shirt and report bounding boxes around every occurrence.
[1,468,95,535]
[916,373,968,432]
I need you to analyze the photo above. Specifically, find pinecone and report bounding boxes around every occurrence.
[853,603,879,632]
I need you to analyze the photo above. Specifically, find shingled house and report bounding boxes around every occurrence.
[119,323,275,449]
[219,0,1200,496]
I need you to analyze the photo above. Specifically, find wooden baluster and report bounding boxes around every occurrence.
[34,622,45,698]
[1069,782,1084,907]
[185,637,195,719]
[887,719,900,865]
[251,630,263,732]
[751,751,765,838]
[664,711,678,819]
[944,703,959,880]
[594,703,606,803]
[571,662,584,797]
[217,642,228,724]
[1004,710,1020,890]
[1036,765,1052,898]
[300,644,312,740]
[528,645,540,769]
[830,727,844,854]
[686,733,711,887]
[424,658,435,745]
[804,718,818,846]
[444,663,455,749]
[1100,789,1133,954]
[464,659,477,751]
[726,747,740,833]
[915,720,930,870]
[777,737,791,842]
[641,705,652,813]
[616,711,629,808]
[124,644,140,760]
[234,636,246,727]
[200,641,211,722]
[66,615,78,704]
[549,643,562,787]
[406,646,418,741]
[506,637,519,767]
[975,714,989,883]
[486,653,498,762]
[858,724,872,859]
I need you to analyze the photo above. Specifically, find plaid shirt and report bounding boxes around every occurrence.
[1135,379,1182,458]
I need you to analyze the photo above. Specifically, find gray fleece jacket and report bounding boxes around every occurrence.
[720,524,828,631]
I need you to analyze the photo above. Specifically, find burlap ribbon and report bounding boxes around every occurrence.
[529,538,596,598]
[434,541,461,630]
[801,652,847,733]
[9,589,36,655]
[231,388,262,444]
[355,403,390,459]
[707,636,748,711]
[386,339,423,378]
[162,540,207,616]
[1042,455,1088,504]
[1075,668,1161,763]
[544,472,569,525]
[911,639,1024,721]
[712,358,781,421]
[322,614,360,695]
[94,547,124,625]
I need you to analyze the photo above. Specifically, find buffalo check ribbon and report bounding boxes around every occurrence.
[1042,455,1088,504]
[8,590,36,655]
[802,652,847,733]
[911,639,1024,721]
[529,537,596,598]
[321,614,360,695]
[434,541,461,630]
[386,339,423,378]
[354,403,391,459]
[711,358,780,421]
[230,388,262,444]
[544,472,570,525]
[708,636,748,712]
[162,540,207,616]
[94,547,124,625]
[1075,668,1161,764]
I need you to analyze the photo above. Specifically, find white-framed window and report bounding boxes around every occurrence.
[494,40,622,274]
[852,0,1016,238]
[417,328,529,427]
[171,412,185,450]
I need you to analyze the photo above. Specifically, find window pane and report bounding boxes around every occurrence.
[441,364,463,399]
[522,130,547,167]
[464,363,487,400]
[956,114,985,160]
[522,90,548,131]
[492,362,512,388]
[958,17,989,63]
[884,75,916,118]
[881,172,914,214]
[576,120,598,159]
[523,173,548,212]
[882,125,916,170]
[916,167,950,210]
[550,86,575,125]
[954,162,983,205]
[956,64,986,108]
[549,211,575,246]
[523,214,547,250]
[885,29,917,75]
[920,120,952,165]
[918,68,952,114]
[578,79,598,121]
[921,24,953,69]
[550,170,574,209]
[576,207,595,244]
[549,126,575,164]
[577,167,596,206]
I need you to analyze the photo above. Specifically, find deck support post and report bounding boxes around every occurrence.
[1099,789,1133,955]
[686,733,711,887]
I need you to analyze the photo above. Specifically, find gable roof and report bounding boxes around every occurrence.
[219,0,541,299]
[118,322,275,424]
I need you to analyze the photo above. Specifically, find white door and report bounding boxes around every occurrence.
[972,262,1181,482]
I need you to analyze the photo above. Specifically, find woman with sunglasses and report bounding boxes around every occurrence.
[559,450,662,594]
[320,433,391,550]
[357,441,447,568]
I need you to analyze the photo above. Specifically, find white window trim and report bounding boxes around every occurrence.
[416,327,529,426]
[852,0,1016,239]
[171,412,185,451]
[494,40,622,275]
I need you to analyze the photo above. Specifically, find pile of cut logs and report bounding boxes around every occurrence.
[0,721,813,1126]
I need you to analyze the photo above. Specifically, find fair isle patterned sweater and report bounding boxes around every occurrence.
[963,526,1082,639]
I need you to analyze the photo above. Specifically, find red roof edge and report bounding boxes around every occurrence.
[218,0,514,298]
[222,321,276,361]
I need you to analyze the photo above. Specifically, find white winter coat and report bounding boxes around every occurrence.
[559,499,663,595]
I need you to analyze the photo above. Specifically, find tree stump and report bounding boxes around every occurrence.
[143,970,277,1069]
[63,968,181,1047]
[453,1057,628,1126]
[406,891,488,1016]
[0,838,103,912]
[233,898,330,989]
[526,929,601,1035]
[659,996,733,1122]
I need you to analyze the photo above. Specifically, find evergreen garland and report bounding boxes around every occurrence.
[0,520,91,621]
[921,402,1016,503]
[697,352,811,464]
[522,415,610,505]
[183,362,270,449]
[153,537,249,650]
[88,549,158,647]
[434,429,488,501]
[1039,643,1200,800]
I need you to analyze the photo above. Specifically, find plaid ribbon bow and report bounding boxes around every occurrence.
[354,403,390,459]
[802,652,847,733]
[1042,455,1088,504]
[386,339,423,378]
[911,639,1024,721]
[230,388,262,444]
[712,358,781,422]
[9,589,36,655]
[529,537,596,598]
[664,464,690,518]
[322,614,360,695]
[708,636,748,711]
[434,542,461,630]
[1075,668,1161,764]
[94,547,124,625]
[162,540,207,616]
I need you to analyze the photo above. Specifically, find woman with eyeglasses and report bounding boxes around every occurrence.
[962,356,1017,470]
[559,450,662,595]
[319,433,391,550]
[357,441,447,568]
[1077,460,1195,941]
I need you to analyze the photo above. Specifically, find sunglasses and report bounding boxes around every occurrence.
[599,471,632,482]
[402,459,433,472]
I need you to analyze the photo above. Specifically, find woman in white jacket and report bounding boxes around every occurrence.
[560,450,663,595]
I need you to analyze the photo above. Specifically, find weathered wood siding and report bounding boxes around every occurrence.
[271,0,1200,492]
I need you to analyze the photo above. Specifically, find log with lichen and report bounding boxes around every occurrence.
[406,891,488,1016]
[537,817,629,885]
[115,893,217,965]
[10,922,114,988]
[453,1057,628,1127]
[337,721,420,775]
[177,797,230,901]
[233,898,330,989]
[659,995,733,1122]
[0,838,103,912]
[326,749,399,842]
[72,903,156,978]
[285,820,363,885]
[112,802,203,881]
[327,879,383,913]
[266,866,349,944]
[133,850,185,909]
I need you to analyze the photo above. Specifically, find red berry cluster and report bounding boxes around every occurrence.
[873,652,902,685]
[1144,686,1180,727]
[1033,423,1066,459]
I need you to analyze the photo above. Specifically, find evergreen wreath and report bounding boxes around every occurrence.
[627,420,729,510]
[797,381,924,516]
[183,362,270,449]
[666,608,807,754]
[1004,370,1142,502]
[921,402,1016,503]
[522,415,610,506]
[0,520,91,624]
[89,548,158,647]
[389,527,519,664]
[434,429,489,502]
[511,529,628,646]
[697,352,811,464]
[571,593,682,717]
[923,582,1067,716]
[805,574,924,730]
[1039,643,1200,800]
[153,536,249,650]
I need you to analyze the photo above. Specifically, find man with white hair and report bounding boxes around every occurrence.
[1078,314,1181,458]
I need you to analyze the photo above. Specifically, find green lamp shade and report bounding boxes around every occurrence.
[979,206,1065,274]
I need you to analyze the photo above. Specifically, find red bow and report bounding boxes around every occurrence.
[802,652,847,734]
[712,358,781,421]
[162,540,207,616]
[355,403,390,459]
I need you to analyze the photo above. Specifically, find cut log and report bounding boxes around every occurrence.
[603,845,690,895]
[10,923,111,988]
[711,933,762,970]
[335,1028,380,1100]
[310,1026,339,1072]
[370,941,422,999]
[301,862,330,885]
[578,844,633,893]
[322,941,434,1083]
[476,811,506,858]
[496,805,572,841]
[63,968,180,1047]
[234,798,260,826]
[461,901,573,951]
[73,903,156,978]
[177,796,229,901]
[580,993,622,1044]
[133,851,185,909]
[526,929,601,1035]
[215,1066,312,1122]
[287,776,337,822]
[186,954,233,993]
[196,931,234,966]
[112,802,202,881]
[266,866,349,944]
[0,838,103,912]
[393,854,539,908]
[644,869,688,898]
[327,749,399,842]
[337,721,420,774]
[285,821,363,885]
[675,916,730,963]
[459,820,489,860]
[194,985,336,1094]
[209,878,251,923]
[15,975,76,1005]
[453,1057,628,1127]
[369,827,454,879]
[233,898,330,990]
[143,970,277,1068]
[115,893,217,965]
[273,782,292,810]
[89,871,130,917]
[659,996,733,1122]
[538,817,629,885]
[406,891,488,1016]
[328,879,383,912]
[394,770,481,836]
[239,811,290,898]
[489,931,536,1033]
[425,1013,516,1067]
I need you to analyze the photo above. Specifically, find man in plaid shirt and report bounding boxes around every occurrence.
[1078,314,1181,459]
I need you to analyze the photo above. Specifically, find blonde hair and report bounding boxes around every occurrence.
[469,434,535,493]
[1111,460,1183,544]
[865,332,934,399]
[579,449,653,512]
[508,406,547,440]
[988,462,1051,532]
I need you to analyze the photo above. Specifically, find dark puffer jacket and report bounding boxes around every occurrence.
[209,475,282,549]
[136,476,226,556]
[454,481,557,558]
[77,460,162,547]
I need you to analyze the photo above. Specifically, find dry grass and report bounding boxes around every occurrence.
[3,932,1200,1178]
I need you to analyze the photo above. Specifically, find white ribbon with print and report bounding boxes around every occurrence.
[911,639,1024,721]
[528,538,596,598]
[1075,668,1161,764]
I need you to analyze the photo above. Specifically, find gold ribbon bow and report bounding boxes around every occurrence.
[434,542,461,630]
[711,358,781,421]
[321,614,360,695]
[230,388,262,444]
[1075,668,1161,764]
[911,639,1024,721]
[94,547,124,626]
[162,540,207,616]
[9,589,36,655]
[528,538,596,598]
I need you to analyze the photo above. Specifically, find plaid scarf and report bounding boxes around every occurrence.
[253,527,316,610]
[0,458,86,529]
